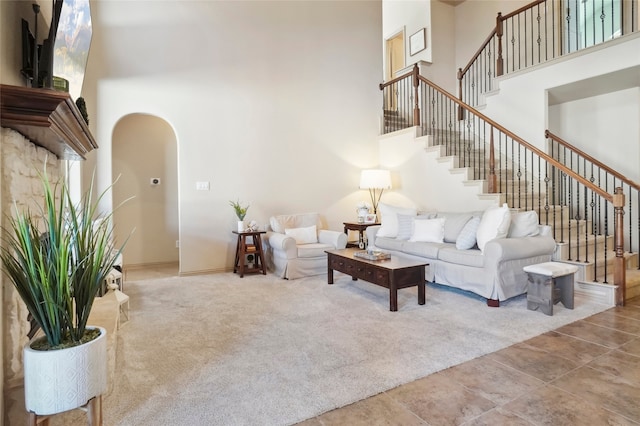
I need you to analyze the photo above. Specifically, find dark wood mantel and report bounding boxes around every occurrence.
[0,84,98,160]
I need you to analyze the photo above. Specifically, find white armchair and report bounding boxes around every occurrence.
[265,213,347,279]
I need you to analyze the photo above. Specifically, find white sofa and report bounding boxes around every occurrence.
[265,213,347,279]
[365,204,557,306]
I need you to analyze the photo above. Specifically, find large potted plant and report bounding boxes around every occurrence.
[0,169,123,417]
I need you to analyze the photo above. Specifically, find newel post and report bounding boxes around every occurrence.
[488,128,496,193]
[412,64,420,127]
[457,68,464,121]
[613,187,626,306]
[496,12,504,76]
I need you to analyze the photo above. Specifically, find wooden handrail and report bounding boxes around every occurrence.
[418,75,613,202]
[379,69,414,90]
[459,29,497,77]
[501,0,547,20]
[545,130,640,191]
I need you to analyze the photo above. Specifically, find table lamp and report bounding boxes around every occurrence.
[359,169,392,215]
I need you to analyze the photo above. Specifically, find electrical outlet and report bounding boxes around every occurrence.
[175,240,180,248]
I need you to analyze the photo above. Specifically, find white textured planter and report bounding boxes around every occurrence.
[237,220,245,232]
[23,326,107,416]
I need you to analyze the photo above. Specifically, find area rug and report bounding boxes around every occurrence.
[99,272,609,425]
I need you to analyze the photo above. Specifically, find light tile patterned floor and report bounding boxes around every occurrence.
[298,296,640,425]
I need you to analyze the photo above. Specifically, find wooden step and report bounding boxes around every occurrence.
[553,251,637,282]
[554,234,614,261]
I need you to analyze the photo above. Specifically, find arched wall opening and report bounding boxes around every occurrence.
[112,113,179,269]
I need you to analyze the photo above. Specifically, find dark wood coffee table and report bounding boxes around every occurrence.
[325,248,427,311]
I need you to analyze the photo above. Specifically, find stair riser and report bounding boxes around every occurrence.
[555,255,637,283]
[553,249,636,269]
[553,235,614,260]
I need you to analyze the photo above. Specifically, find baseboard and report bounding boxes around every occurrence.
[575,280,617,306]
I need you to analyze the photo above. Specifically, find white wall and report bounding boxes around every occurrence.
[383,0,432,65]
[82,1,383,274]
[454,0,530,71]
[482,34,640,151]
[549,87,640,183]
[377,128,498,212]
[112,114,179,266]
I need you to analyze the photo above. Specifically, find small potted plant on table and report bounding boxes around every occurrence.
[229,199,249,232]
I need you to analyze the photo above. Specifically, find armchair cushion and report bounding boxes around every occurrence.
[270,213,321,234]
[298,243,335,258]
[285,225,318,244]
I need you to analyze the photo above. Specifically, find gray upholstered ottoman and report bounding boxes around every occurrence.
[523,262,578,315]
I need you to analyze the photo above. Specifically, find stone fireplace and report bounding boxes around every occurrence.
[1,127,63,389]
[1,84,98,421]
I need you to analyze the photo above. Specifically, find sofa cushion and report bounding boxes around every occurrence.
[396,214,415,240]
[401,241,448,259]
[508,211,540,238]
[456,216,481,250]
[377,203,417,238]
[409,218,445,243]
[375,236,407,252]
[476,204,511,252]
[270,213,321,234]
[436,212,473,243]
[438,246,484,268]
[285,225,318,244]
[297,243,334,258]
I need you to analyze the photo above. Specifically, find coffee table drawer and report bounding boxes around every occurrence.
[364,266,389,286]
[330,257,367,279]
[329,256,348,272]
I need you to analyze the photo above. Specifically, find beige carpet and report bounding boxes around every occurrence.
[57,272,609,425]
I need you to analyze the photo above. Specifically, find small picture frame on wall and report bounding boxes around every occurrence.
[364,214,377,224]
[409,28,426,56]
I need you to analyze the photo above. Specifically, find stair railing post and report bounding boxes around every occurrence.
[613,187,626,306]
[412,64,420,127]
[496,12,504,76]
[488,127,497,193]
[457,68,464,121]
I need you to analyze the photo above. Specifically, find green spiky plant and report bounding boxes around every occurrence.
[229,199,249,221]
[0,169,124,350]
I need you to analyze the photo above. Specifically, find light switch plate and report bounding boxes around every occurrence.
[196,181,210,191]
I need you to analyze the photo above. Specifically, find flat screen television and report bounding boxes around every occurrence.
[20,0,91,96]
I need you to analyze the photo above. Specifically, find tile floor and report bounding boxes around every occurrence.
[298,296,640,425]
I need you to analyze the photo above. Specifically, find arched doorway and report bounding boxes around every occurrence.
[112,114,179,270]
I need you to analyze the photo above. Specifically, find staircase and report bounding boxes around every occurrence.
[377,0,639,304]
[426,129,639,305]
[380,124,639,306]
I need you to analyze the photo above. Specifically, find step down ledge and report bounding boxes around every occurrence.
[574,280,617,306]
[425,145,445,155]
[379,126,419,140]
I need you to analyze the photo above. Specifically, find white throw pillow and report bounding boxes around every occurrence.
[476,204,511,252]
[409,218,445,243]
[395,214,415,240]
[377,203,417,238]
[456,216,481,250]
[284,225,318,244]
[508,211,540,238]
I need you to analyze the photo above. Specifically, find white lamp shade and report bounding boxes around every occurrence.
[359,169,392,189]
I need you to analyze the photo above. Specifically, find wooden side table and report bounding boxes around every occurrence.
[233,230,267,277]
[343,222,380,249]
